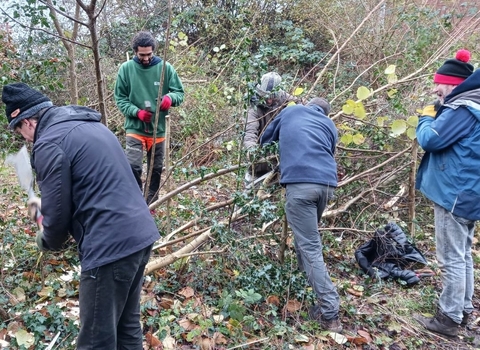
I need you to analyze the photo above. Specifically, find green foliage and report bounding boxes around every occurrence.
[258,20,328,67]
[2,0,480,348]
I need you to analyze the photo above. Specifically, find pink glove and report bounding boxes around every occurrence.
[159,95,172,111]
[137,109,153,123]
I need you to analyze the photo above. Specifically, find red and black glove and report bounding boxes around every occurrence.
[159,95,172,111]
[137,109,153,123]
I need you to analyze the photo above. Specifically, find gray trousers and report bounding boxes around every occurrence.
[285,183,340,320]
[434,204,475,324]
[125,136,164,205]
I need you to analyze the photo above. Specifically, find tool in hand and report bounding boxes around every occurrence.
[144,100,152,133]
[6,145,43,226]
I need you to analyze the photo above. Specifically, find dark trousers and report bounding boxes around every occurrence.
[125,136,164,205]
[77,245,152,350]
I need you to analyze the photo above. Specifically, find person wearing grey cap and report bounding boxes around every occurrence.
[243,72,299,185]
[260,97,342,333]
[2,82,160,349]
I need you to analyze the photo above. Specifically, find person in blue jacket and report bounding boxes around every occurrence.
[260,97,342,333]
[2,82,160,349]
[414,49,478,337]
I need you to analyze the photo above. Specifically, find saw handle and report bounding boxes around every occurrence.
[27,198,43,230]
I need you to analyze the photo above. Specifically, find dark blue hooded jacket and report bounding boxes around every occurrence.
[32,105,160,271]
[260,104,338,187]
[416,69,480,220]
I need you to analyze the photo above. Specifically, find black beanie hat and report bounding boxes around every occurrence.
[2,83,53,129]
[434,49,474,85]
[307,97,331,115]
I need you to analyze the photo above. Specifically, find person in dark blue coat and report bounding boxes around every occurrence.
[260,97,342,333]
[2,82,160,349]
[414,50,479,337]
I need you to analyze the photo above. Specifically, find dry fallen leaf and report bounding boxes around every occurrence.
[158,297,174,309]
[213,331,228,345]
[346,288,363,297]
[145,332,162,347]
[302,345,316,350]
[266,295,280,307]
[357,329,372,342]
[178,286,195,299]
[178,318,196,331]
[162,334,176,350]
[284,299,302,313]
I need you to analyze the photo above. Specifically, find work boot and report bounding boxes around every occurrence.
[308,304,321,321]
[308,304,343,333]
[319,316,343,333]
[461,311,471,327]
[414,310,459,337]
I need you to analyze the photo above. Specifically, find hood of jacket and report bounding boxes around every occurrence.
[34,105,102,142]
[445,69,480,103]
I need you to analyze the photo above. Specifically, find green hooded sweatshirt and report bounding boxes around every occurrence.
[114,57,184,137]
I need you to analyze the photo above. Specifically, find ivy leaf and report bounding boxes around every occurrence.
[353,102,366,119]
[391,120,407,135]
[15,329,35,347]
[384,64,396,75]
[406,115,419,127]
[294,334,310,343]
[12,287,26,303]
[213,47,220,52]
[287,101,296,106]
[178,32,187,39]
[406,127,417,140]
[356,86,371,101]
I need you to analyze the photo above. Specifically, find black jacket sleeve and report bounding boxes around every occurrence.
[33,141,72,250]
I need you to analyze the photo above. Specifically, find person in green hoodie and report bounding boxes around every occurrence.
[115,31,185,207]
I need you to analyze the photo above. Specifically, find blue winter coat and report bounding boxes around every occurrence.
[416,69,480,220]
[260,104,338,187]
[32,105,160,271]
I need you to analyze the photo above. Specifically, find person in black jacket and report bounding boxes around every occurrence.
[2,82,160,349]
[260,97,342,333]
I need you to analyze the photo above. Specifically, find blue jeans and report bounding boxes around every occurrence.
[434,204,474,323]
[77,245,152,349]
[285,183,339,320]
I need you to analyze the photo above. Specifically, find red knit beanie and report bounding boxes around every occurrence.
[433,49,474,85]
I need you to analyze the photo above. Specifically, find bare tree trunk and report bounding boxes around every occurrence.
[45,0,81,104]
[77,0,108,125]
[408,140,418,236]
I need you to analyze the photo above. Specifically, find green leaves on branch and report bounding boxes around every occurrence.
[385,65,398,84]
[341,86,372,120]
[391,116,419,140]
[293,87,304,96]
[342,100,366,119]
[288,87,304,106]
[357,86,372,101]
[340,132,366,146]
[339,64,419,146]
[169,32,189,52]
